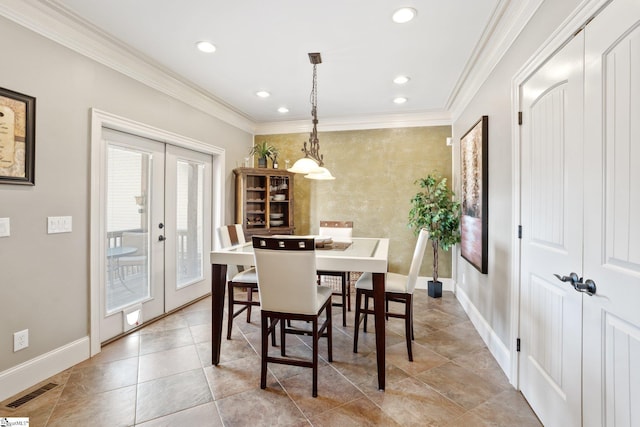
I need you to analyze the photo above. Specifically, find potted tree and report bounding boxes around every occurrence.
[249,141,278,168]
[408,173,461,298]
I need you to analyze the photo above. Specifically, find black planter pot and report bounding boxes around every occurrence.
[258,156,267,168]
[428,280,442,298]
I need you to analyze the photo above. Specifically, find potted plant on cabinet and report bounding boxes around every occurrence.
[249,141,278,168]
[408,173,461,298]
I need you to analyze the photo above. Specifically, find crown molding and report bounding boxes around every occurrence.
[254,110,452,135]
[447,0,544,121]
[0,0,527,136]
[0,0,254,133]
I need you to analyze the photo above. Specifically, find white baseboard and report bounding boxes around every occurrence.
[0,337,90,402]
[454,286,512,382]
[415,276,454,292]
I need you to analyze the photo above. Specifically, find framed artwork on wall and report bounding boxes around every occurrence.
[0,87,36,185]
[460,115,488,273]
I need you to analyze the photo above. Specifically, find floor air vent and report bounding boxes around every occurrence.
[5,382,58,409]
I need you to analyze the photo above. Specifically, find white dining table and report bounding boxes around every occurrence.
[210,237,390,390]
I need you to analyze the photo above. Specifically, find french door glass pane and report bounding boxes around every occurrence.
[176,159,204,288]
[106,145,151,313]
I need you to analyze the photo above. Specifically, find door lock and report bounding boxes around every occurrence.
[158,235,166,242]
[553,272,597,296]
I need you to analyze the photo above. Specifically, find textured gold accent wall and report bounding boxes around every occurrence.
[255,125,453,277]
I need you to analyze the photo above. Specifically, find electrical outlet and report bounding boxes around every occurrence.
[14,329,29,352]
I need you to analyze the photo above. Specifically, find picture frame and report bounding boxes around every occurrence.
[460,115,488,273]
[0,87,36,185]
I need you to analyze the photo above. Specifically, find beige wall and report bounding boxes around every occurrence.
[0,15,252,373]
[451,0,583,346]
[256,126,453,276]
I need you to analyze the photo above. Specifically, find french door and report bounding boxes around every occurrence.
[100,128,211,342]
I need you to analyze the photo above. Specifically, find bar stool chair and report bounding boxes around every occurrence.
[252,236,333,397]
[353,228,429,361]
[218,224,259,340]
[317,220,353,326]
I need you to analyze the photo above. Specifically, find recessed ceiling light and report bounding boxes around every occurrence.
[392,7,417,24]
[394,75,410,85]
[393,97,408,104]
[256,91,271,98]
[277,107,289,113]
[196,41,216,53]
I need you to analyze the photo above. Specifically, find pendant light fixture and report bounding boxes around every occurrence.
[287,53,335,180]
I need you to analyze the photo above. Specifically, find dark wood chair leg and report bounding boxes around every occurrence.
[247,287,253,322]
[226,282,234,339]
[346,272,351,311]
[260,311,268,389]
[326,302,333,362]
[271,318,277,347]
[405,294,413,361]
[281,317,286,356]
[410,298,415,340]
[363,293,369,333]
[353,288,362,353]
[312,317,319,398]
[341,274,347,327]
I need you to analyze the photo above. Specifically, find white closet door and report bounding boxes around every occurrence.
[583,0,640,424]
[519,32,584,427]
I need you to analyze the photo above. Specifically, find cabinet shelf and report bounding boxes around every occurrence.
[234,167,294,238]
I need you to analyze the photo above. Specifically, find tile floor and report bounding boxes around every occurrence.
[0,290,542,426]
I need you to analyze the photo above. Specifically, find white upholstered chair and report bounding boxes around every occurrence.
[252,236,333,397]
[353,228,429,361]
[317,220,353,326]
[218,224,259,339]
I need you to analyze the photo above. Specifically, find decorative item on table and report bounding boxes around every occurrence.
[249,141,278,168]
[408,172,461,298]
[314,236,333,249]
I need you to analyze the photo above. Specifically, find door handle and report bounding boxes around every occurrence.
[553,272,596,296]
[158,235,166,242]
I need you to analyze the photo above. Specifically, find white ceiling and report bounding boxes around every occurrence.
[7,0,538,130]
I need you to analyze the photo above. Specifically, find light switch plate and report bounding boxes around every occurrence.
[47,216,72,234]
[0,217,9,237]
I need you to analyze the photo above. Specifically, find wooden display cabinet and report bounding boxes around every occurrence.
[233,167,294,237]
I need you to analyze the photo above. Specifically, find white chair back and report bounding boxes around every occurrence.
[319,220,353,243]
[218,224,250,277]
[405,229,430,294]
[252,236,318,315]
[218,224,246,248]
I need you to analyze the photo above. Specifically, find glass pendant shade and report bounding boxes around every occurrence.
[305,166,335,180]
[287,157,322,174]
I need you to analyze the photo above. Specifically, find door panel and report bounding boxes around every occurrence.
[583,0,640,423]
[519,32,584,427]
[164,145,212,311]
[101,129,165,342]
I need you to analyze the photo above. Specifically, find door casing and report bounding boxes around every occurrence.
[89,108,225,356]
[510,0,612,388]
